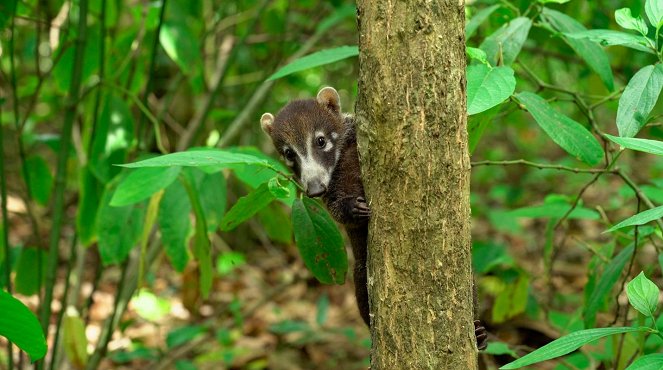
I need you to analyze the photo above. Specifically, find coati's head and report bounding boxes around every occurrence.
[261,87,346,197]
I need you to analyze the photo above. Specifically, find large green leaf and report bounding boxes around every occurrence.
[160,21,201,76]
[110,167,181,206]
[158,181,192,272]
[645,0,663,27]
[468,105,500,154]
[14,247,47,296]
[616,65,663,138]
[508,202,599,220]
[97,180,146,265]
[584,245,634,327]
[615,8,648,35]
[500,327,651,369]
[467,65,516,115]
[626,272,659,318]
[0,289,47,362]
[220,181,278,232]
[119,149,269,169]
[226,147,296,206]
[63,312,88,369]
[25,155,53,205]
[466,4,500,39]
[292,197,347,285]
[626,353,663,370]
[480,17,532,66]
[89,95,134,183]
[515,92,604,165]
[564,30,655,54]
[606,205,663,232]
[541,8,614,91]
[267,46,358,81]
[605,134,663,156]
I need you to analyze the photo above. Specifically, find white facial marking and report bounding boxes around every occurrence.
[299,133,332,191]
[315,130,334,152]
[331,132,339,139]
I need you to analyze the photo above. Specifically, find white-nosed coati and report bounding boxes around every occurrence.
[261,87,487,350]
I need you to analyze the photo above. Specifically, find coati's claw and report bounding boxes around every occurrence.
[474,320,488,351]
[352,197,371,219]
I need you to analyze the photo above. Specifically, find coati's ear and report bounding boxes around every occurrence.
[316,87,341,114]
[260,113,275,135]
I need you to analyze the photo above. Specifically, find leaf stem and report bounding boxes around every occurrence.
[471,160,614,174]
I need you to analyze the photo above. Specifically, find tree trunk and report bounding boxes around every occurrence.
[355,1,476,368]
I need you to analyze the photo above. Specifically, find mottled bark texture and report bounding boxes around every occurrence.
[355,0,476,369]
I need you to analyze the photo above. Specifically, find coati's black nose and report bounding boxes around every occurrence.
[306,181,326,197]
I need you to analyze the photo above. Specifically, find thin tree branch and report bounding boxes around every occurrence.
[39,0,89,362]
[471,160,614,174]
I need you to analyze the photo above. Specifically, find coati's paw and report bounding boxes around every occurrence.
[474,320,488,351]
[352,197,371,219]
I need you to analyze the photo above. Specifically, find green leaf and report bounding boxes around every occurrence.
[606,205,663,232]
[269,320,310,334]
[316,5,356,35]
[500,327,651,369]
[480,17,532,66]
[190,170,227,232]
[89,94,134,183]
[97,179,146,265]
[14,247,47,296]
[77,166,103,246]
[63,310,88,369]
[467,65,516,115]
[616,65,663,138]
[645,0,663,28]
[514,92,604,165]
[257,203,293,244]
[564,30,656,54]
[626,272,660,318]
[466,4,500,39]
[541,8,614,91]
[508,202,599,220]
[267,46,358,81]
[615,8,649,35]
[160,21,201,75]
[584,245,634,327]
[485,342,518,357]
[220,181,276,231]
[538,0,570,3]
[25,155,53,205]
[216,252,246,276]
[226,147,296,206]
[0,0,16,30]
[166,325,204,349]
[292,197,347,285]
[316,295,330,326]
[468,105,500,154]
[158,181,192,272]
[110,167,181,206]
[0,289,47,362]
[132,290,172,322]
[466,47,489,65]
[181,172,212,299]
[605,134,663,156]
[119,149,269,169]
[626,353,663,370]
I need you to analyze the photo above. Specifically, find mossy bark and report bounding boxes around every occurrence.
[355,0,477,368]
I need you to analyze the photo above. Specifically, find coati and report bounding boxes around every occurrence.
[260,87,487,350]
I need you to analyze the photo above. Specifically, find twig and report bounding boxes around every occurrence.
[615,170,663,232]
[39,0,89,365]
[470,160,613,174]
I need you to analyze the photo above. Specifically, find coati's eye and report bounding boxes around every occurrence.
[316,136,326,148]
[284,148,295,161]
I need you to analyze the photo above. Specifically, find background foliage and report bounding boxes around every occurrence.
[1,0,663,369]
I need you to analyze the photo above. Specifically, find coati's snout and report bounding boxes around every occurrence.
[260,87,347,198]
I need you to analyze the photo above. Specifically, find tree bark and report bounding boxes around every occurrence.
[355,0,476,368]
